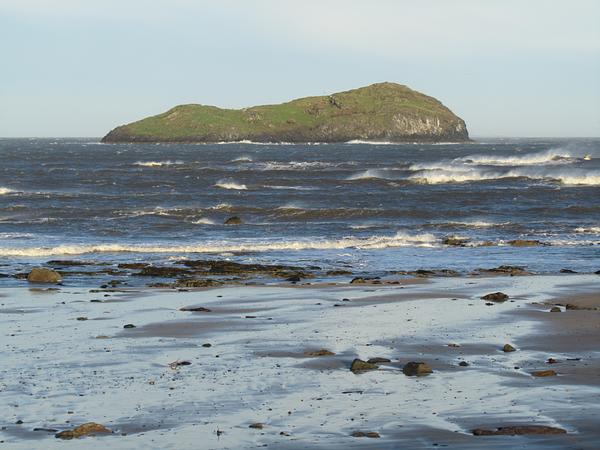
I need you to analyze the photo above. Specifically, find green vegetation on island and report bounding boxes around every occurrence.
[101,82,469,143]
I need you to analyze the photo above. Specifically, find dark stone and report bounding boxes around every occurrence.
[503,344,516,352]
[47,260,94,266]
[123,324,136,329]
[350,359,378,372]
[27,267,62,283]
[350,276,380,284]
[304,349,335,357]
[459,361,469,367]
[55,423,111,439]
[477,265,531,276]
[473,425,566,436]
[443,236,470,246]
[402,362,433,376]
[531,370,557,377]
[507,240,546,247]
[367,357,391,364]
[179,306,211,312]
[202,343,212,347]
[169,360,192,368]
[550,306,561,312]
[481,292,509,302]
[224,216,243,225]
[326,269,353,276]
[351,431,380,438]
[249,423,264,429]
[560,268,577,273]
[134,266,192,277]
[118,263,149,269]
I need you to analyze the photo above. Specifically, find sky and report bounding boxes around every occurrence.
[1,0,599,137]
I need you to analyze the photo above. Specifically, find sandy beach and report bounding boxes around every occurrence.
[1,274,599,449]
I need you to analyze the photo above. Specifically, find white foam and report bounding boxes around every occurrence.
[214,180,248,190]
[574,226,600,234]
[209,203,234,211]
[191,217,216,225]
[260,161,335,171]
[408,166,600,185]
[134,160,184,167]
[458,149,577,166]
[0,232,438,257]
[232,156,253,162]
[346,169,390,181]
[0,187,15,195]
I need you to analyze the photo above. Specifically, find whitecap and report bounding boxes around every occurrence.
[134,160,184,167]
[191,217,216,225]
[0,232,438,257]
[0,187,15,195]
[232,156,253,162]
[574,226,600,234]
[346,169,390,181]
[458,149,578,166]
[214,180,248,190]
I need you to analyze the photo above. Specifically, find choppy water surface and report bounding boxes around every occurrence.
[1,138,599,279]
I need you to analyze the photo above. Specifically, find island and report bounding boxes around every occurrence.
[101,82,469,143]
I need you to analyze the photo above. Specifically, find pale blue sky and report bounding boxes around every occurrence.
[1,0,599,137]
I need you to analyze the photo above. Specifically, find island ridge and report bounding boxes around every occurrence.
[101,82,469,144]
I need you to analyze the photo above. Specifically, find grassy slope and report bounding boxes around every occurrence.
[105,82,467,142]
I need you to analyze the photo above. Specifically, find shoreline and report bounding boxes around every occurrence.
[1,274,598,448]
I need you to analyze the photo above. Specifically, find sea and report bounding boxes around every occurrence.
[1,138,599,285]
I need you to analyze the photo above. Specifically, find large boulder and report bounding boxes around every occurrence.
[481,292,509,302]
[224,216,243,225]
[402,362,433,376]
[350,359,378,372]
[27,268,62,284]
[55,422,111,439]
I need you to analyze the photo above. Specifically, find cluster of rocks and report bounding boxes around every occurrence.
[350,358,432,376]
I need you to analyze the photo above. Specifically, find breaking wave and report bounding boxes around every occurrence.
[458,149,581,166]
[346,169,394,181]
[191,217,216,225]
[574,226,600,234]
[134,160,184,167]
[259,161,337,171]
[0,187,15,195]
[0,232,438,256]
[214,180,248,190]
[232,156,253,162]
[408,167,600,185]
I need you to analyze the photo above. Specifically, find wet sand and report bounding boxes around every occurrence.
[1,275,599,449]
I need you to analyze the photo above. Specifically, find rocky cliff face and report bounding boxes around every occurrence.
[102,82,469,143]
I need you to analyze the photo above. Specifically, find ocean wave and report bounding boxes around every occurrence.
[0,232,438,257]
[432,220,510,228]
[214,180,248,190]
[112,207,186,219]
[209,203,235,211]
[407,167,600,185]
[458,149,580,166]
[0,187,15,195]
[574,226,600,234]
[262,185,317,191]
[134,160,184,167]
[346,169,393,181]
[191,217,216,225]
[231,156,253,162]
[259,161,337,171]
